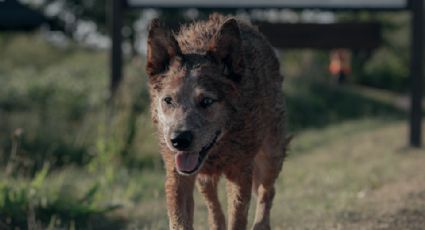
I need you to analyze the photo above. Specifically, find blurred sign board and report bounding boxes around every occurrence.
[259,22,381,49]
[125,0,407,10]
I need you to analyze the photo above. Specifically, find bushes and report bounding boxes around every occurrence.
[0,33,72,72]
[285,77,405,132]
[357,47,409,92]
[0,34,110,172]
[0,171,118,229]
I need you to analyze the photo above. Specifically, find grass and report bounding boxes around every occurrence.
[1,32,422,229]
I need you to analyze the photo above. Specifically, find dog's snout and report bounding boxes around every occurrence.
[171,131,193,150]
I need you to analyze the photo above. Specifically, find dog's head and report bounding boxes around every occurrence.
[146,18,244,175]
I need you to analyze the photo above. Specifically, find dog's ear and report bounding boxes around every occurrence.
[208,18,244,82]
[146,19,181,76]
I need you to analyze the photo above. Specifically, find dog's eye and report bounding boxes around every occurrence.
[163,97,173,105]
[200,97,215,108]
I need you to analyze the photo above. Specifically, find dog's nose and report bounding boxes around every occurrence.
[171,131,193,150]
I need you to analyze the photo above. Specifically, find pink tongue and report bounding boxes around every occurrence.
[175,153,199,172]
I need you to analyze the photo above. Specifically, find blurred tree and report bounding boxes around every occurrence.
[39,0,109,34]
[28,0,140,54]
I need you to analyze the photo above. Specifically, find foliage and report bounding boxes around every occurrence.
[0,33,109,174]
[0,165,119,229]
[285,76,405,132]
[338,12,410,92]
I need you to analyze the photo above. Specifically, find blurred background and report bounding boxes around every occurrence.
[0,0,424,229]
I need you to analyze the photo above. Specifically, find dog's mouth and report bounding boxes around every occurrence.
[175,130,221,175]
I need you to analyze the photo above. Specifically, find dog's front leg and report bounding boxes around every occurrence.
[197,174,226,230]
[165,170,196,230]
[225,163,253,230]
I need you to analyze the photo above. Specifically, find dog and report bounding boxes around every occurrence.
[146,13,289,230]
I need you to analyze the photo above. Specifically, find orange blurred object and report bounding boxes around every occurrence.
[329,49,351,76]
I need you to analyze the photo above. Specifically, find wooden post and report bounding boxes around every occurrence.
[409,0,424,147]
[110,0,123,99]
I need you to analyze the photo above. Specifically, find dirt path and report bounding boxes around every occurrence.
[341,154,425,230]
[341,172,425,229]
[270,120,425,230]
[324,123,425,230]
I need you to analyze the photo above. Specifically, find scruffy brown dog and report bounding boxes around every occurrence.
[146,14,289,230]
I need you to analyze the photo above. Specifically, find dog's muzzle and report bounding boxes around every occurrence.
[175,130,221,175]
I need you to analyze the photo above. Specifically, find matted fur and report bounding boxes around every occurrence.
[146,13,289,230]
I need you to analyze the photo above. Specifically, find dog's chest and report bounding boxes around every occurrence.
[199,141,258,174]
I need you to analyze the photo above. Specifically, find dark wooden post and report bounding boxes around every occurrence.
[409,0,424,147]
[110,0,124,99]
